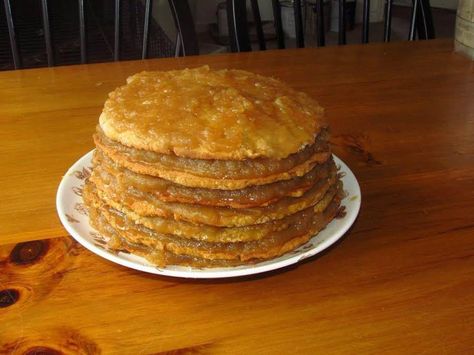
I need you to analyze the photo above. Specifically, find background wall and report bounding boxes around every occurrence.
[394,0,458,9]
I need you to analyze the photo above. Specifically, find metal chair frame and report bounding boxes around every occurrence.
[226,0,435,52]
[2,0,199,69]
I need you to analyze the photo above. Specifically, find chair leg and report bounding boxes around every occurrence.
[174,32,182,57]
[141,0,152,59]
[114,0,120,61]
[41,0,54,67]
[416,0,435,39]
[272,0,285,49]
[315,0,325,47]
[424,0,435,39]
[250,0,266,50]
[383,0,393,42]
[3,0,21,69]
[338,0,346,45]
[294,0,304,47]
[78,0,87,64]
[409,0,419,40]
[362,0,370,43]
[226,0,251,52]
[169,0,199,56]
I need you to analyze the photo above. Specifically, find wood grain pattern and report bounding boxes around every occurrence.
[1,39,474,353]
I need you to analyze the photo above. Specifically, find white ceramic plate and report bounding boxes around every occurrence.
[56,150,361,279]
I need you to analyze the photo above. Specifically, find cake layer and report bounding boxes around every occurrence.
[88,191,342,267]
[99,66,326,160]
[93,149,331,208]
[83,180,341,243]
[95,127,329,180]
[94,127,331,189]
[90,159,338,227]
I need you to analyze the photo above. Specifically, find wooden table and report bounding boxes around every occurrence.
[1,39,473,354]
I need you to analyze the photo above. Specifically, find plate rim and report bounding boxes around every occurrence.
[56,150,361,279]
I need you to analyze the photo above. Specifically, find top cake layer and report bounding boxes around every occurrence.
[99,66,326,160]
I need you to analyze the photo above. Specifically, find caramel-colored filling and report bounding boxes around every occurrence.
[94,127,329,180]
[90,160,337,227]
[84,180,340,243]
[88,193,341,267]
[93,149,331,208]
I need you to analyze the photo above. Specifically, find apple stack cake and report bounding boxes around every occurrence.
[83,66,343,267]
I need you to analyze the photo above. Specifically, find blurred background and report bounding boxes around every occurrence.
[0,0,457,71]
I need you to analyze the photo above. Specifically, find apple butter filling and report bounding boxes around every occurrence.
[84,180,341,243]
[92,150,334,207]
[94,127,330,180]
[87,191,342,266]
[90,160,338,227]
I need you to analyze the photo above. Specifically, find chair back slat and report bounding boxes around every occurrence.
[315,0,325,47]
[384,0,393,41]
[271,0,285,49]
[338,0,346,44]
[142,0,152,59]
[250,0,266,50]
[78,0,86,63]
[174,33,181,57]
[2,0,437,69]
[409,0,419,40]
[3,0,21,69]
[362,0,370,43]
[416,0,435,39]
[226,0,251,52]
[114,0,120,60]
[294,0,304,48]
[41,0,54,66]
[169,0,199,56]
[225,0,435,50]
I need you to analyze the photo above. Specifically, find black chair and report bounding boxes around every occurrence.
[226,0,435,52]
[226,0,299,52]
[1,0,199,70]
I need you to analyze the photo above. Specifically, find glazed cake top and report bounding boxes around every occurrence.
[99,66,326,160]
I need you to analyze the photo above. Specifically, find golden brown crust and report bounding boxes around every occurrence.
[99,66,326,160]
